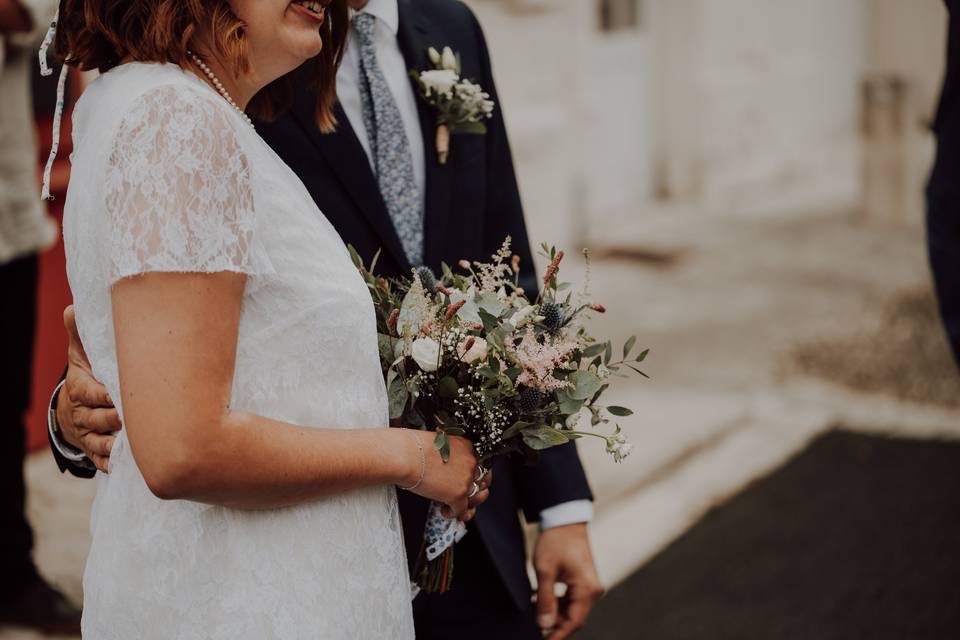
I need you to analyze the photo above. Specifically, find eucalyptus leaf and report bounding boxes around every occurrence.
[603,341,612,365]
[590,383,610,405]
[582,343,606,358]
[486,329,505,352]
[623,336,637,359]
[387,375,408,419]
[477,293,506,318]
[502,420,535,440]
[437,376,459,399]
[568,370,603,400]
[450,289,482,325]
[557,393,585,415]
[636,348,649,363]
[607,406,634,417]
[522,426,570,450]
[478,308,500,332]
[346,244,363,270]
[433,430,451,463]
[377,334,395,364]
[626,364,651,378]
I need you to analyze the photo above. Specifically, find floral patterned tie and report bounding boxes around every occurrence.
[353,12,424,267]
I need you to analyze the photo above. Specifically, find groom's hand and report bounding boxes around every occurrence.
[57,306,121,472]
[534,523,604,639]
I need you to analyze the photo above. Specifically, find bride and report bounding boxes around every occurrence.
[54,0,489,637]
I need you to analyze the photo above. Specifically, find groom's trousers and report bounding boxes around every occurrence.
[412,525,541,639]
[927,194,960,368]
[0,254,39,597]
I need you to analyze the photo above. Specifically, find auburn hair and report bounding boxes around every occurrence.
[54,0,348,132]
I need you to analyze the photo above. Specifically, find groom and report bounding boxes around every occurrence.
[48,1,602,638]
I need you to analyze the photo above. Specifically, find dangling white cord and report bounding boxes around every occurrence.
[39,10,65,201]
[38,10,57,77]
[40,64,68,201]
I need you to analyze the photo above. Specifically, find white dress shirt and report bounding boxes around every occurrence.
[335,0,590,531]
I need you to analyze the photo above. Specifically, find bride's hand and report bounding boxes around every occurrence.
[399,430,491,522]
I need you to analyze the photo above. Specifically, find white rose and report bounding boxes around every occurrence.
[509,305,537,328]
[411,338,441,372]
[441,46,458,71]
[458,337,489,364]
[419,69,458,97]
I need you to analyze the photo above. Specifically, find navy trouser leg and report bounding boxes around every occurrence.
[0,255,39,597]
[927,194,960,368]
[412,526,540,640]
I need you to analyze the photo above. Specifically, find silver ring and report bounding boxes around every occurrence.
[474,465,486,482]
[468,481,480,498]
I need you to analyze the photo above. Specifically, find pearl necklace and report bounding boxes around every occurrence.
[187,51,255,130]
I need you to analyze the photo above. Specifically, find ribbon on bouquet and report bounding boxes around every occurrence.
[410,501,468,599]
[424,501,468,561]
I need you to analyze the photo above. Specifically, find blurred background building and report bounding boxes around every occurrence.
[465,0,945,246]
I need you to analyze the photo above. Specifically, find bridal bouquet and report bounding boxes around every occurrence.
[349,238,648,593]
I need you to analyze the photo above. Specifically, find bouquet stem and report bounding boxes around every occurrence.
[414,542,456,593]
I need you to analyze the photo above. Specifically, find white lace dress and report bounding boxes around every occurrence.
[63,62,415,639]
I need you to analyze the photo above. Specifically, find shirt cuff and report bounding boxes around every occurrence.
[48,380,91,464]
[539,500,594,530]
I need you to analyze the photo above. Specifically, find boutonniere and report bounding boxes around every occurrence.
[410,46,495,165]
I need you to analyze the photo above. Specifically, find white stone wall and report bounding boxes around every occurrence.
[646,0,870,217]
[464,0,946,247]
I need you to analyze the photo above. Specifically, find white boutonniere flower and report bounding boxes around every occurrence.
[410,46,495,164]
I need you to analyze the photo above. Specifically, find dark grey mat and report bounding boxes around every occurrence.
[579,430,960,640]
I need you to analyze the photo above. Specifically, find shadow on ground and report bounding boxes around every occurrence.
[791,288,960,407]
[579,430,960,640]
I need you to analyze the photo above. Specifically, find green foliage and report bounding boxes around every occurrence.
[387,374,408,420]
[568,370,604,401]
[522,426,570,450]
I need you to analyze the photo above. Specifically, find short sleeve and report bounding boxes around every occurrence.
[103,84,271,285]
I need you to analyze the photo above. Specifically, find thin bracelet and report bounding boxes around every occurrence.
[399,431,425,491]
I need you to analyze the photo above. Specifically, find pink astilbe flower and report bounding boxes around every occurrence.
[399,275,440,337]
[543,251,565,287]
[509,327,580,393]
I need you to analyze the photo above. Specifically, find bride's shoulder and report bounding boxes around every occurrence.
[80,62,241,146]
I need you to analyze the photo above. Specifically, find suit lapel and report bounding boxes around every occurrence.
[398,0,456,270]
[288,83,411,271]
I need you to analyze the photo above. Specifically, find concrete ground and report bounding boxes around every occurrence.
[7,207,960,638]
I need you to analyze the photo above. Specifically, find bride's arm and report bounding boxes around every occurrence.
[112,270,483,514]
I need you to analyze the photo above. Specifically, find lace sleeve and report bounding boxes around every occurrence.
[104,84,271,285]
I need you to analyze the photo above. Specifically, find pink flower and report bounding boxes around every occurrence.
[445,300,466,321]
[387,309,399,334]
[458,337,489,364]
[508,327,579,393]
